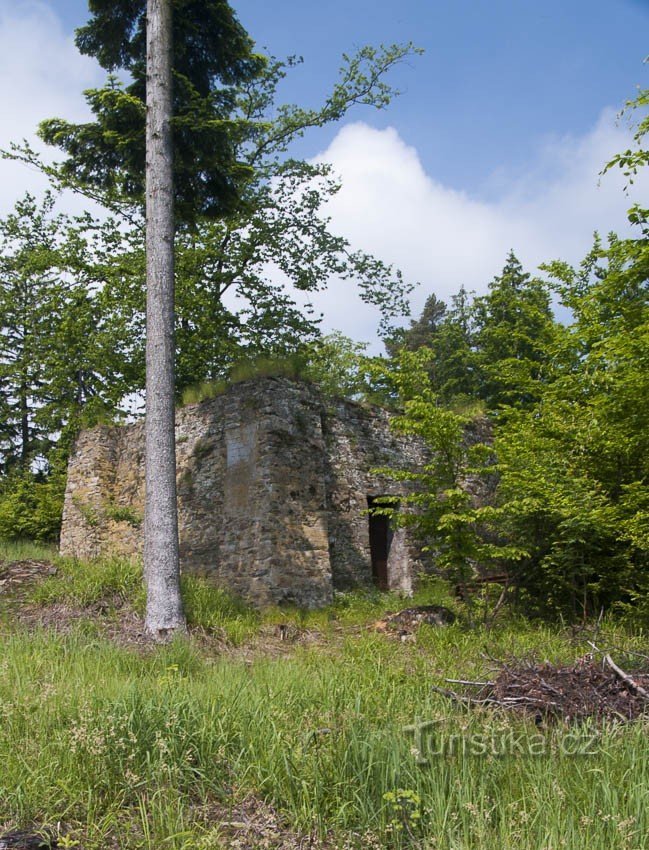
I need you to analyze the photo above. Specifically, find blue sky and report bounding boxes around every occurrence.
[0,1,647,340]
[51,0,648,195]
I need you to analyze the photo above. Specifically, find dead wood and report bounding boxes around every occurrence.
[588,642,649,701]
[434,650,649,722]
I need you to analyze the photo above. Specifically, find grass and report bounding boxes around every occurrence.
[180,354,309,406]
[27,552,459,645]
[2,543,649,848]
[0,621,648,849]
[31,555,146,609]
[28,556,260,644]
[0,538,58,562]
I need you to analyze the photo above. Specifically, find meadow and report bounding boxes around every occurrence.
[1,542,648,850]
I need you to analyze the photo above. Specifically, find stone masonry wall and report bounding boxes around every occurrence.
[322,399,426,594]
[60,378,427,607]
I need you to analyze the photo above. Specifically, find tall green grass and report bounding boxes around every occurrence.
[181,353,309,406]
[0,619,648,849]
[27,554,459,645]
[0,538,58,562]
[29,557,260,644]
[31,556,146,609]
[5,545,649,847]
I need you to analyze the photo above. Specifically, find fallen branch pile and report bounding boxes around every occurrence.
[434,646,649,722]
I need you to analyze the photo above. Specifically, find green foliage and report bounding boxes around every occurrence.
[104,502,143,529]
[59,48,420,403]
[386,286,480,404]
[602,86,649,200]
[71,496,100,528]
[386,293,447,356]
[382,788,423,844]
[387,254,556,409]
[492,230,649,616]
[179,338,395,406]
[0,193,137,539]
[0,469,65,542]
[227,352,307,384]
[371,349,524,591]
[376,85,649,618]
[0,38,421,540]
[0,194,127,473]
[39,0,265,221]
[472,251,556,409]
[381,227,647,618]
[301,332,373,399]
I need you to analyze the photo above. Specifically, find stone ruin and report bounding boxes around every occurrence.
[60,377,430,608]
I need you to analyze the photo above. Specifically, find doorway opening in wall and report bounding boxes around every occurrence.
[367,496,394,590]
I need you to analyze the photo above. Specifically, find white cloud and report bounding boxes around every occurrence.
[0,1,102,214]
[0,2,645,351]
[308,114,648,345]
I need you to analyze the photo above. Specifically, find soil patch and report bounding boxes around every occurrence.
[196,796,340,849]
[0,560,57,599]
[0,795,343,850]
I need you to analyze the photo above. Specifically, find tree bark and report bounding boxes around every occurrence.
[19,384,29,466]
[144,0,186,638]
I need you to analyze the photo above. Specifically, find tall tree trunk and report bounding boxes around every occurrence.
[144,0,186,638]
[19,384,29,467]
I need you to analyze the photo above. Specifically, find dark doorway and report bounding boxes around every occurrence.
[367,496,393,590]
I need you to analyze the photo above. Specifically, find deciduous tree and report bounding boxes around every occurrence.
[26,3,417,635]
[34,0,265,637]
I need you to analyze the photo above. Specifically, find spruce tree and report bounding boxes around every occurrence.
[39,0,263,637]
[473,251,556,409]
[0,194,55,471]
[40,0,264,221]
[0,194,128,542]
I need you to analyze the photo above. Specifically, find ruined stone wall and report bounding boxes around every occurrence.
[60,378,427,607]
[322,399,427,594]
[216,380,333,607]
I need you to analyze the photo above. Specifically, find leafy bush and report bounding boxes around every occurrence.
[0,470,65,541]
[378,227,648,619]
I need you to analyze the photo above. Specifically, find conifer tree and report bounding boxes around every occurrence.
[38,0,263,637]
[34,2,417,635]
[0,193,118,471]
[473,251,555,408]
[0,193,127,541]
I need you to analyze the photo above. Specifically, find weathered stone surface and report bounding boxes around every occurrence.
[60,378,428,607]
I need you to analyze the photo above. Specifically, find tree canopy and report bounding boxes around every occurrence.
[39,0,265,221]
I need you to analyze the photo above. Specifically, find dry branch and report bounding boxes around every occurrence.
[434,650,649,722]
[588,642,649,701]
